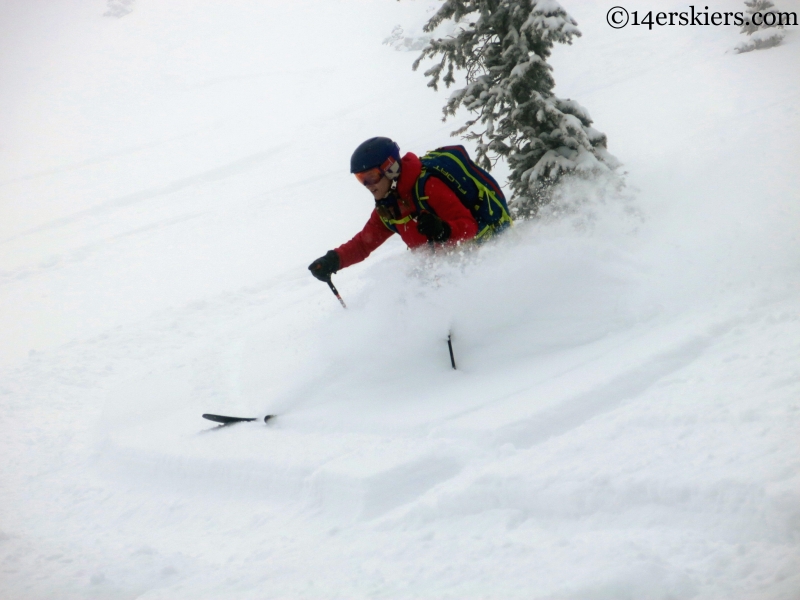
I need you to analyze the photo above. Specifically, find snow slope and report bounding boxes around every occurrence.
[1,0,799,598]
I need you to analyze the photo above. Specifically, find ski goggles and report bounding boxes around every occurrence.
[354,156,400,187]
[354,167,384,187]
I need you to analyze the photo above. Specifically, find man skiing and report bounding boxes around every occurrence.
[308,137,487,282]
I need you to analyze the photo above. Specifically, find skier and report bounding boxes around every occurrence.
[308,137,481,282]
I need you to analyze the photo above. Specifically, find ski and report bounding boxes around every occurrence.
[202,413,275,425]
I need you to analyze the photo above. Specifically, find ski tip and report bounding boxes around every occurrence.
[202,413,256,425]
[202,413,276,426]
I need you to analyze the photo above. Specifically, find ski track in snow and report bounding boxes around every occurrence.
[1,0,799,598]
[0,145,289,244]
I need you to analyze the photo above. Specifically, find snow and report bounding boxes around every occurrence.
[1,0,799,598]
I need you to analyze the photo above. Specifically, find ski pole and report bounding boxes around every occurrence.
[326,277,346,309]
[447,332,456,370]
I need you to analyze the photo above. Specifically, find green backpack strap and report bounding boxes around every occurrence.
[378,213,414,232]
[412,170,434,215]
[378,172,434,232]
[376,193,418,233]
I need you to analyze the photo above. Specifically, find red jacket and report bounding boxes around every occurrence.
[335,152,478,269]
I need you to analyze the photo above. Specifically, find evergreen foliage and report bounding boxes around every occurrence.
[741,0,778,35]
[736,0,786,53]
[413,0,620,217]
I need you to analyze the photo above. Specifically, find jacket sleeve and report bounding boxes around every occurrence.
[423,177,479,242]
[334,209,395,269]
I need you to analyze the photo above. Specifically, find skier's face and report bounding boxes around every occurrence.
[355,165,394,200]
[365,175,392,200]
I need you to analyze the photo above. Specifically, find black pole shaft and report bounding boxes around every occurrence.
[447,333,456,370]
[327,278,346,309]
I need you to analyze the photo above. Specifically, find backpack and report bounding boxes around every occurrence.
[413,145,513,241]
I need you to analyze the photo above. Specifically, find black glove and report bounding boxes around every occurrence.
[308,250,340,281]
[416,211,451,243]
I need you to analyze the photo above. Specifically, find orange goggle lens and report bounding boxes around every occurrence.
[354,167,383,187]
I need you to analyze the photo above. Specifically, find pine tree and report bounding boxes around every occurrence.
[736,0,786,52]
[413,0,620,218]
[741,0,777,35]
